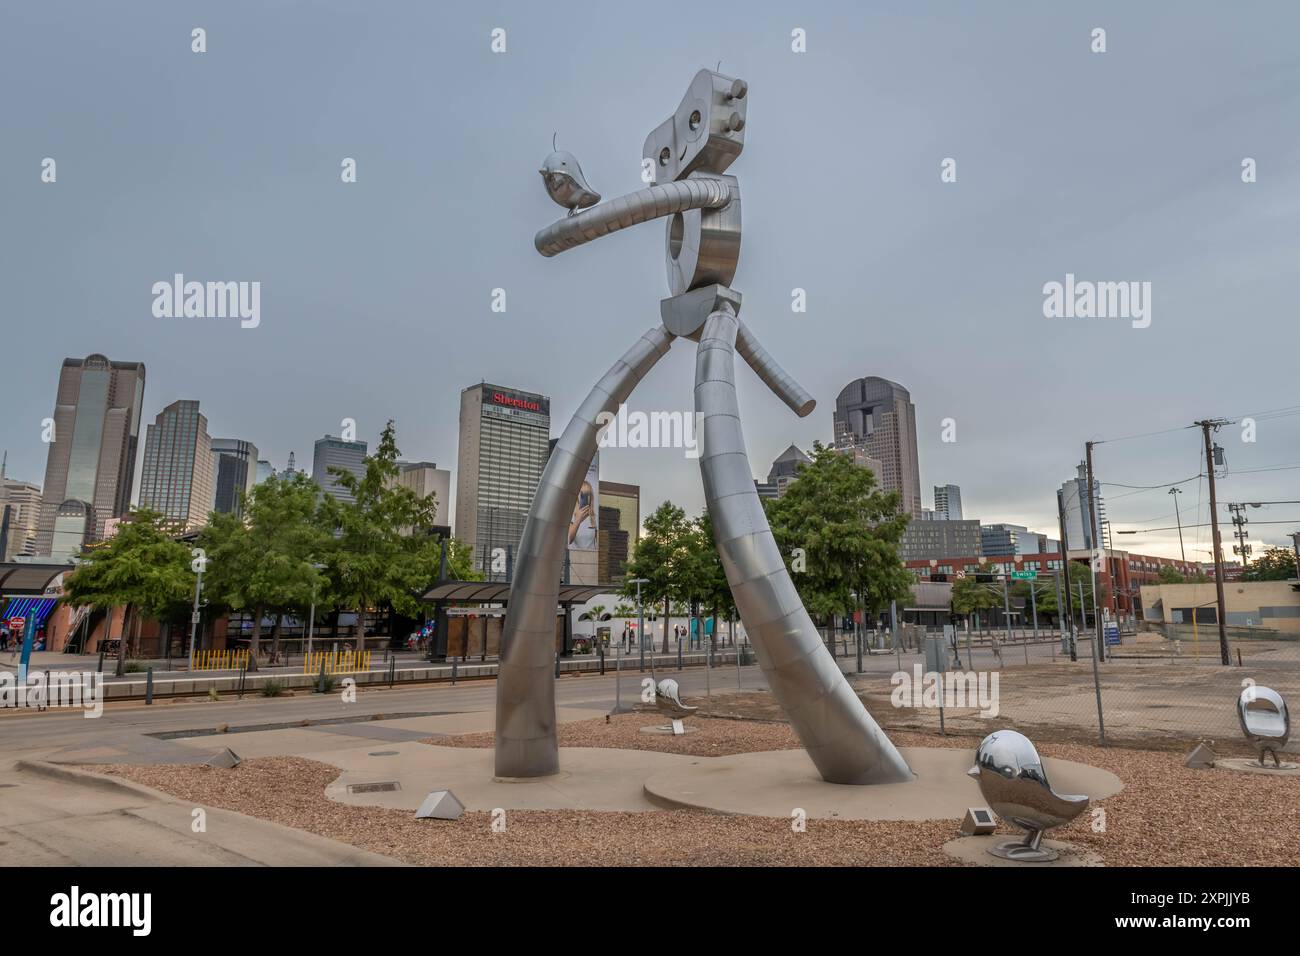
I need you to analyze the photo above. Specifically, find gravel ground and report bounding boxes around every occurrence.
[429,710,804,756]
[97,717,1299,866]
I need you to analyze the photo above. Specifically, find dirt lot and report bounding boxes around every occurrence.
[829,660,1300,756]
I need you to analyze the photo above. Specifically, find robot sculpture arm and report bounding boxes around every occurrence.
[534,177,733,257]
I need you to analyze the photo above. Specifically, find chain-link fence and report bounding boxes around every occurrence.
[821,622,1300,756]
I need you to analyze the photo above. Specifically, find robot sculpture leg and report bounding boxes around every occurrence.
[694,303,913,785]
[494,325,674,778]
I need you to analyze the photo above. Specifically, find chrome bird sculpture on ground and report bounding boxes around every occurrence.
[493,68,913,787]
[968,730,1090,862]
[1237,685,1291,768]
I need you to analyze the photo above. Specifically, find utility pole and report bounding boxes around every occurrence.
[1195,419,1231,665]
[1168,486,1186,563]
[1289,532,1300,581]
[1227,502,1252,569]
[1056,489,1077,660]
[1084,441,1108,662]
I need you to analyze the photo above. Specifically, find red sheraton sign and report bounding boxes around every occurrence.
[492,391,541,412]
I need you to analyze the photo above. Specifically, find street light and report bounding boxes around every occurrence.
[1168,487,1186,562]
[615,577,648,712]
[628,577,649,674]
[188,548,207,670]
[305,562,327,662]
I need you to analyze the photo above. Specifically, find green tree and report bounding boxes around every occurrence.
[951,576,1000,632]
[199,471,328,671]
[1157,564,1187,584]
[316,421,447,649]
[764,442,912,626]
[622,501,694,652]
[1242,547,1298,582]
[61,509,192,676]
[693,510,736,646]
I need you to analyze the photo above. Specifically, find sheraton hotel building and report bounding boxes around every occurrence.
[455,384,552,578]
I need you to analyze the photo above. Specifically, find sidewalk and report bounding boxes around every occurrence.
[0,758,404,866]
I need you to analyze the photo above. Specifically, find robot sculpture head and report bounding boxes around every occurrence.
[539,142,601,215]
[643,70,747,300]
[968,730,1090,862]
[641,70,748,184]
[1237,684,1290,767]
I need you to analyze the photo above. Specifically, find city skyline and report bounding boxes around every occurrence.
[3,3,1300,563]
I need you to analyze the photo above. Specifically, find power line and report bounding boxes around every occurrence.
[1117,518,1300,533]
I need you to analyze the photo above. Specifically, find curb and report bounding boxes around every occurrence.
[14,758,167,802]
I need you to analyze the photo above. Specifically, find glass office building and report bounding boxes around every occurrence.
[139,400,214,532]
[34,354,145,559]
[211,438,259,516]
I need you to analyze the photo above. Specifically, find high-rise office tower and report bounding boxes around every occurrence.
[312,436,367,503]
[832,376,922,518]
[210,438,259,516]
[34,354,146,559]
[1058,461,1105,552]
[455,383,550,576]
[138,400,214,532]
[933,483,962,520]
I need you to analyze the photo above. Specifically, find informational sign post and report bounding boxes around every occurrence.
[17,616,36,683]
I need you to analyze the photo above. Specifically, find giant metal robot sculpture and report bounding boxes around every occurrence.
[494,70,913,786]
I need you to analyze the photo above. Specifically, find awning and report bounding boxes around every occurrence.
[421,580,617,604]
[0,562,74,597]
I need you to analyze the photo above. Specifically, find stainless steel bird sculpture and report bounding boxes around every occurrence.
[539,137,600,215]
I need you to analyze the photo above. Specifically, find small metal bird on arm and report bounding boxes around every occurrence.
[539,134,601,216]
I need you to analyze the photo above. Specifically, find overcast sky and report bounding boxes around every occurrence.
[3,1,1298,563]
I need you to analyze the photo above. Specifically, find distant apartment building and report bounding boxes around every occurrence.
[138,400,214,532]
[981,523,1030,557]
[312,436,367,504]
[933,483,962,520]
[982,523,1063,557]
[832,377,922,517]
[34,354,146,560]
[898,518,982,562]
[210,438,258,517]
[0,471,42,561]
[907,549,1202,621]
[455,383,551,576]
[255,459,275,484]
